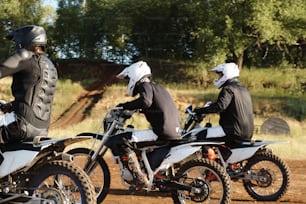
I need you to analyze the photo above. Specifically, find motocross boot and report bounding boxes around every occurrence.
[206,147,216,160]
[126,151,150,189]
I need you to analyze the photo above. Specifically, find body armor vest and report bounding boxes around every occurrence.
[11,53,58,129]
[32,55,58,121]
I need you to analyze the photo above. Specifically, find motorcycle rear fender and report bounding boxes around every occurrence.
[25,136,92,171]
[226,140,285,164]
[31,136,91,152]
[0,150,38,178]
[76,132,104,140]
[0,136,91,178]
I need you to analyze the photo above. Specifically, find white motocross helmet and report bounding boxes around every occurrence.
[117,61,152,96]
[210,62,240,88]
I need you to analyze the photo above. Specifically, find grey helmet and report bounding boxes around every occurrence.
[6,25,47,50]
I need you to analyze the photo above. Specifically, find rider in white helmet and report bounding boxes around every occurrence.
[117,61,152,96]
[194,62,254,147]
[211,63,240,89]
[106,61,181,189]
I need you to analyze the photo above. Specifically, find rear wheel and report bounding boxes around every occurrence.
[30,160,96,204]
[68,147,111,203]
[172,158,231,204]
[243,152,290,201]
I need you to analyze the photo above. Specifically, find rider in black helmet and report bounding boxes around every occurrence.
[0,25,58,144]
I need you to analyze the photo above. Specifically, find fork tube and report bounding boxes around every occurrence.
[84,121,118,172]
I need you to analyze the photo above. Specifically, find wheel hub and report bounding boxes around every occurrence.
[39,187,65,204]
[190,179,210,202]
[257,168,274,187]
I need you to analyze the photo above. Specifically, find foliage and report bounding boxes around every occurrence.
[46,0,306,67]
[0,0,46,59]
[0,0,305,67]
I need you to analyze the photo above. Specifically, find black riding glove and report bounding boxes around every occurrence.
[194,107,207,115]
[0,101,12,113]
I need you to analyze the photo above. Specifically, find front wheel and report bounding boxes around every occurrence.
[67,148,111,203]
[29,160,96,204]
[172,158,231,204]
[243,151,290,201]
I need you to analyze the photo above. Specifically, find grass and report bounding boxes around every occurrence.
[51,78,85,119]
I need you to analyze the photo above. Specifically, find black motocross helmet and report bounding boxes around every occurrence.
[6,25,47,50]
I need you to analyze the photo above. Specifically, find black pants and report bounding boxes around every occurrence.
[105,132,171,170]
[105,132,132,156]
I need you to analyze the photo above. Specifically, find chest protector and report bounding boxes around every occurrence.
[12,53,58,127]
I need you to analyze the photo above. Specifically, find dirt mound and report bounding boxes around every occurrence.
[50,60,123,129]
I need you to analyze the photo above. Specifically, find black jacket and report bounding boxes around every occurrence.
[120,81,181,140]
[197,79,254,143]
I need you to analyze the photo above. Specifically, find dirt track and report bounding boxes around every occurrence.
[50,62,122,129]
[101,158,305,204]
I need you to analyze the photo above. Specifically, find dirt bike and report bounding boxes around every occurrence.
[181,104,290,201]
[0,103,97,203]
[68,107,232,204]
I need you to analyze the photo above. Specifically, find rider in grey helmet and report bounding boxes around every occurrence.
[0,25,58,144]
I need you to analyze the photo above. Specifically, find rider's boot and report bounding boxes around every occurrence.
[126,151,150,189]
[205,147,216,160]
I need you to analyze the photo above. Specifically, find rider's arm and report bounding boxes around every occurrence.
[0,49,32,78]
[118,82,153,110]
[195,87,233,114]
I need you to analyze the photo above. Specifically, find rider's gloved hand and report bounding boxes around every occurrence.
[0,101,12,113]
[116,103,126,109]
[194,107,204,115]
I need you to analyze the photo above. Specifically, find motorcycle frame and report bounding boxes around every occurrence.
[76,113,225,190]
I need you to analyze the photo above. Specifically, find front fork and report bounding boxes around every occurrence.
[83,146,108,174]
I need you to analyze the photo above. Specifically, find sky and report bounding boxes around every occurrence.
[42,0,58,9]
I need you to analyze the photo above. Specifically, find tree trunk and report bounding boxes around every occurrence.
[237,51,244,69]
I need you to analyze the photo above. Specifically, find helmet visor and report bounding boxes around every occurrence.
[116,68,129,79]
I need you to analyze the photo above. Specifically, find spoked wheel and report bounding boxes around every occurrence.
[172,158,231,204]
[243,151,290,201]
[67,148,111,203]
[29,160,96,204]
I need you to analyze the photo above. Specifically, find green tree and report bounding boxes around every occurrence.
[51,0,306,67]
[0,0,47,60]
[197,0,306,68]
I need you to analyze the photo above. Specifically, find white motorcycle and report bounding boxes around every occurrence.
[68,107,231,204]
[0,104,97,203]
[181,105,290,201]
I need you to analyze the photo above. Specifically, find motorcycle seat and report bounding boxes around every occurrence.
[231,139,264,149]
[133,140,169,149]
[133,139,188,149]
